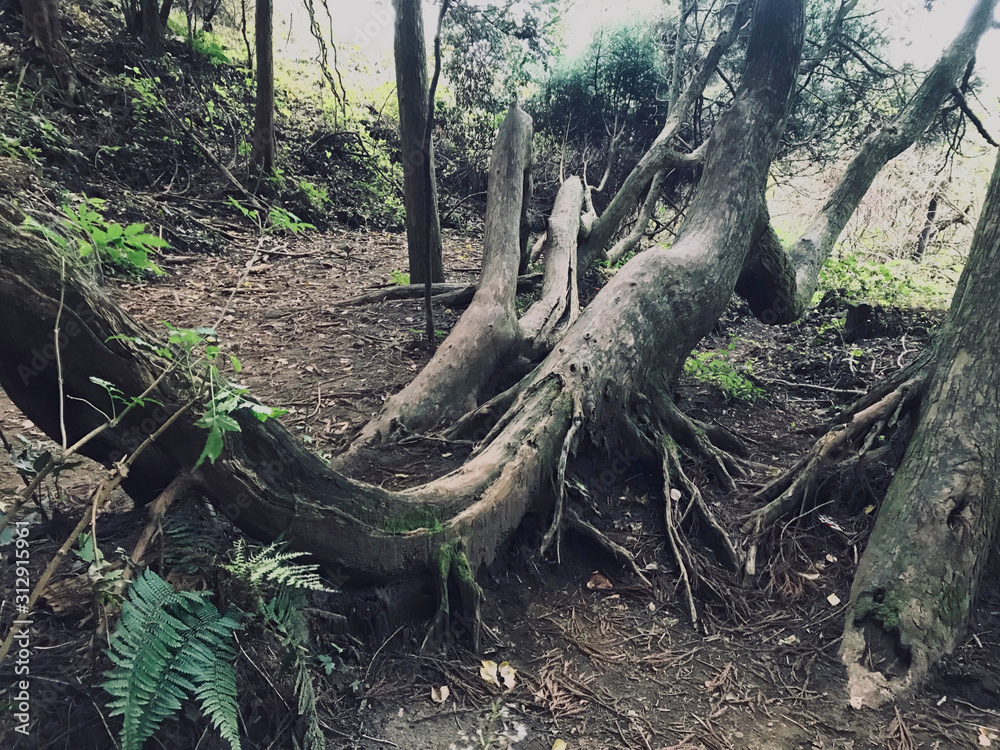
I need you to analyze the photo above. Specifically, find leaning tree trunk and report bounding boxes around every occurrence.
[251,0,275,176]
[392,0,445,285]
[734,0,998,324]
[0,0,805,600]
[841,147,1000,707]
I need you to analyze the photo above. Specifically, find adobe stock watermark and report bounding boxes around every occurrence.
[353,3,393,51]
[8,520,34,738]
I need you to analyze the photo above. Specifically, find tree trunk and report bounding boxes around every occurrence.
[140,0,164,57]
[20,0,76,92]
[392,0,445,285]
[841,148,1000,707]
[912,195,938,261]
[736,0,998,324]
[251,0,275,176]
[336,104,533,460]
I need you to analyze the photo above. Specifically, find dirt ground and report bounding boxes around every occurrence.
[2,226,1000,750]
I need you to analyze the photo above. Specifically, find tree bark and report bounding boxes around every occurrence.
[518,176,583,358]
[736,0,998,324]
[841,148,1000,707]
[336,105,533,461]
[392,0,445,285]
[140,0,164,57]
[912,195,938,261]
[20,0,76,91]
[251,0,275,176]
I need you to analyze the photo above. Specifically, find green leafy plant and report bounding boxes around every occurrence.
[224,540,330,749]
[390,268,410,285]
[684,341,764,403]
[75,531,128,606]
[298,179,329,209]
[115,324,285,468]
[164,324,286,467]
[226,197,315,234]
[190,30,233,65]
[814,251,953,308]
[23,198,167,277]
[103,568,243,750]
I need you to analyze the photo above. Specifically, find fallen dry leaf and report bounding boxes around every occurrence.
[587,572,613,590]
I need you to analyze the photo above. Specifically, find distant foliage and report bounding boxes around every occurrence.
[530,19,663,152]
[815,251,954,308]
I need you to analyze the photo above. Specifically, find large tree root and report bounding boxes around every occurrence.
[740,373,927,576]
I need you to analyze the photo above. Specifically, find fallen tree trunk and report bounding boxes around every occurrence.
[841,147,1000,707]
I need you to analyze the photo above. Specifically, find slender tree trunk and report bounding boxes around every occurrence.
[392,0,445,284]
[251,0,275,176]
[912,195,938,261]
[841,148,1000,707]
[335,105,533,460]
[140,0,164,56]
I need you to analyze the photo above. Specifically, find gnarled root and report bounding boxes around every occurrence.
[663,401,749,492]
[565,507,652,588]
[741,375,927,577]
[422,540,484,653]
[659,434,741,626]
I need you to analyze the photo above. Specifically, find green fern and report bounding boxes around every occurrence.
[161,498,228,573]
[103,568,243,750]
[224,538,329,592]
[224,540,329,749]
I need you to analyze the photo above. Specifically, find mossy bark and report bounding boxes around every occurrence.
[842,148,1000,706]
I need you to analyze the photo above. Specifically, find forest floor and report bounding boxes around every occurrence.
[2,224,1000,750]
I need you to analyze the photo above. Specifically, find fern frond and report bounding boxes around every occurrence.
[225,539,329,593]
[103,568,243,750]
[193,617,240,750]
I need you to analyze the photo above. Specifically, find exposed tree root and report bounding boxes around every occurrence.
[539,395,583,561]
[658,434,741,626]
[422,541,484,653]
[443,379,527,443]
[741,375,927,577]
[663,401,748,492]
[565,507,652,588]
[126,472,196,577]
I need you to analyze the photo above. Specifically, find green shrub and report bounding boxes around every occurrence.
[684,340,764,403]
[814,251,954,308]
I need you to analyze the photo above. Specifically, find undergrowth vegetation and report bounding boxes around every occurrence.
[103,538,333,750]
